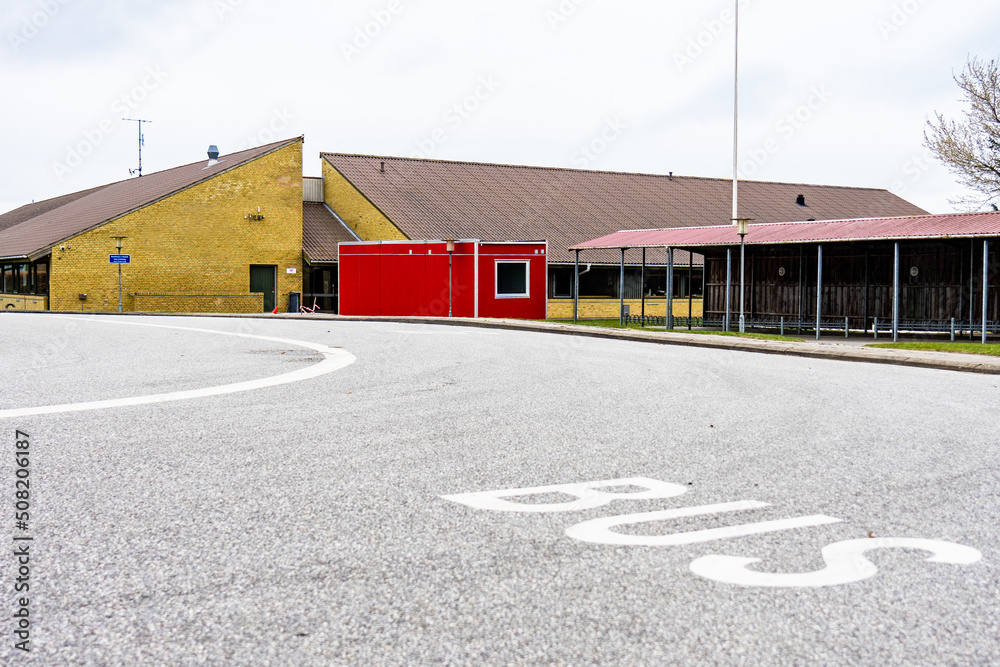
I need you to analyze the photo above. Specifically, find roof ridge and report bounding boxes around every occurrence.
[753,210,998,226]
[320,152,892,192]
[0,136,304,259]
[4,137,302,220]
[112,136,303,186]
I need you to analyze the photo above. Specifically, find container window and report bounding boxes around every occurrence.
[496,260,529,298]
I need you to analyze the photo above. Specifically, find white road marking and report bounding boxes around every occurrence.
[442,476,983,588]
[441,477,689,513]
[566,501,841,546]
[0,317,356,419]
[689,537,983,588]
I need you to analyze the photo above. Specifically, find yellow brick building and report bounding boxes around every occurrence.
[2,141,931,320]
[318,153,928,321]
[0,138,303,313]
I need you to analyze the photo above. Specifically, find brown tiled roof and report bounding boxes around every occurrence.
[303,202,359,263]
[321,153,929,265]
[0,137,303,261]
[0,184,111,234]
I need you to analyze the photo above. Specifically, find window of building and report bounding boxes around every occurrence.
[35,262,48,295]
[496,260,529,298]
[548,266,573,298]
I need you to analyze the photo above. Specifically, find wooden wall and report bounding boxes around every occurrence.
[703,240,998,328]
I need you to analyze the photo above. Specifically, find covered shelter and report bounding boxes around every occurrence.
[571,212,1000,342]
[320,153,928,320]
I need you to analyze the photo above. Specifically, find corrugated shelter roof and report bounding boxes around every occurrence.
[572,211,1000,250]
[0,137,303,261]
[303,202,359,263]
[321,153,929,265]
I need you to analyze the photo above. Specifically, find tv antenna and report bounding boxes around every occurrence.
[122,118,152,176]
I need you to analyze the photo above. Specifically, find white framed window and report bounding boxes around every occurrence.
[495,260,530,298]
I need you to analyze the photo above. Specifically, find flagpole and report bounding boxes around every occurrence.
[732,0,739,224]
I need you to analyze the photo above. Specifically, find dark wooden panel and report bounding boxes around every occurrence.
[702,241,998,326]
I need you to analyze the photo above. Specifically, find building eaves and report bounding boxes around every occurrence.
[302,202,362,264]
[570,211,1000,250]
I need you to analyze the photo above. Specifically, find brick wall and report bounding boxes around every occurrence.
[132,294,265,313]
[322,160,408,241]
[547,298,704,320]
[49,141,304,313]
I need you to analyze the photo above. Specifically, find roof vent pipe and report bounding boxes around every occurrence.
[207,145,220,167]
[380,161,385,173]
[796,194,806,206]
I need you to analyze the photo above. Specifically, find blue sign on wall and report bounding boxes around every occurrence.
[109,254,131,264]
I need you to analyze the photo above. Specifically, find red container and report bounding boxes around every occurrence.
[339,240,547,319]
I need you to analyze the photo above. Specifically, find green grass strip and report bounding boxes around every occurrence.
[549,319,801,342]
[868,342,1000,357]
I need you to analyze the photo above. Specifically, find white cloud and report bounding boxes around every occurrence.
[2,0,999,215]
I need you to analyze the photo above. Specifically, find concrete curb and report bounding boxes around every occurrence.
[9,310,1000,375]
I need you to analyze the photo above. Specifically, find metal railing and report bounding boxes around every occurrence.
[702,315,999,339]
[624,315,704,328]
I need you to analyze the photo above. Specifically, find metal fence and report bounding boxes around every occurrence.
[701,316,999,339]
[624,315,704,328]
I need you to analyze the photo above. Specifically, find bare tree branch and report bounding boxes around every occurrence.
[924,57,1000,210]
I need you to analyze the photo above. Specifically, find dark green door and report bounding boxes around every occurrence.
[250,265,277,312]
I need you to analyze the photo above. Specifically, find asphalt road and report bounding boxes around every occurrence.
[1,313,997,666]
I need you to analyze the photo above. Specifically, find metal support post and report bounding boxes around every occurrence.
[893,242,900,342]
[112,235,127,313]
[780,316,784,337]
[666,246,674,330]
[983,240,990,344]
[951,317,956,342]
[845,317,849,338]
[725,248,732,332]
[619,247,626,327]
[815,244,823,340]
[574,250,580,323]
[687,259,694,330]
[739,236,746,333]
[641,248,646,326]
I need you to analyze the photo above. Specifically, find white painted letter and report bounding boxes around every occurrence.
[690,537,982,588]
[567,501,841,546]
[441,477,688,513]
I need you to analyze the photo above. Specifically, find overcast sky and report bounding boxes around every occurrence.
[2,0,998,217]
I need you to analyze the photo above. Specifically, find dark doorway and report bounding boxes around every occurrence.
[249,265,277,312]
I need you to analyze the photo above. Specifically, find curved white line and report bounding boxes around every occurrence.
[0,318,357,419]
